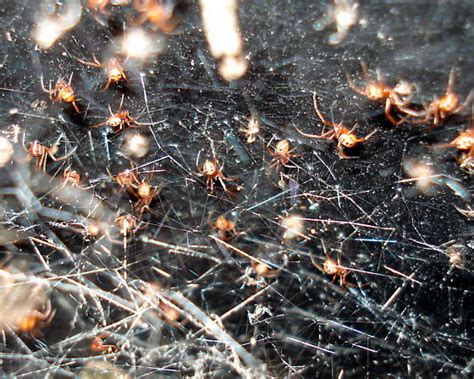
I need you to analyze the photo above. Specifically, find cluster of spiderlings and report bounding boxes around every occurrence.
[293,66,473,171]
[0,1,473,378]
[347,64,473,172]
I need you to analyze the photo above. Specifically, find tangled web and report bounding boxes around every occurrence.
[0,1,472,377]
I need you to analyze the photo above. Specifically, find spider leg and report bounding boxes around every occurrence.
[287,148,302,159]
[218,161,224,172]
[218,176,229,193]
[453,89,473,114]
[91,120,109,129]
[294,123,335,139]
[398,104,429,118]
[390,92,411,107]
[77,56,102,68]
[446,67,457,94]
[121,69,128,82]
[313,92,338,128]
[361,61,370,82]
[385,98,400,125]
[363,129,377,141]
[268,159,280,171]
[345,72,366,96]
[103,78,112,90]
[92,53,101,66]
[397,103,431,125]
[71,100,80,113]
[195,151,202,173]
[207,177,214,192]
[433,141,457,150]
[348,123,358,133]
[34,155,42,169]
[336,142,350,159]
[39,76,50,93]
[313,263,324,273]
[47,150,57,162]
[42,300,55,324]
[220,174,237,182]
[40,153,47,171]
[375,66,384,83]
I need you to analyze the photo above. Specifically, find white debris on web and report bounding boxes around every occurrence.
[402,158,470,200]
[312,0,360,45]
[119,28,164,61]
[199,0,248,81]
[33,0,82,49]
[280,214,305,240]
[122,132,150,158]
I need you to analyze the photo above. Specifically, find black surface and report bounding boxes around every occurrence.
[0,1,473,377]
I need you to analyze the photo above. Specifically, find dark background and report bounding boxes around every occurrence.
[0,0,473,377]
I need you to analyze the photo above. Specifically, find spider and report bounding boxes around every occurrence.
[77,54,127,89]
[313,254,355,288]
[41,77,80,113]
[436,125,474,172]
[115,214,138,236]
[268,139,299,169]
[113,168,141,188]
[134,0,177,33]
[295,92,376,158]
[446,245,467,270]
[251,261,280,279]
[90,335,117,354]
[196,157,236,193]
[212,215,238,240]
[158,300,182,325]
[239,114,260,143]
[15,299,55,337]
[398,68,473,127]
[86,221,104,238]
[62,167,81,187]
[141,283,183,326]
[25,141,60,171]
[92,108,138,133]
[133,178,160,216]
[439,127,474,153]
[346,62,418,125]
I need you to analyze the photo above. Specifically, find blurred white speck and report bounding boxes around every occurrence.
[120,28,163,60]
[377,32,387,41]
[34,19,64,49]
[199,0,248,81]
[33,0,82,49]
[219,55,248,82]
[313,0,359,45]
[122,132,150,158]
[402,158,438,195]
[309,203,319,211]
[281,214,305,240]
[334,1,359,29]
[9,108,18,115]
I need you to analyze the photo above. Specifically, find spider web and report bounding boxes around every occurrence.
[0,0,473,377]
